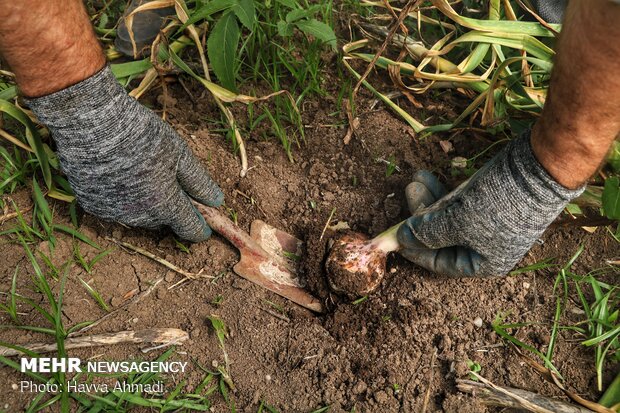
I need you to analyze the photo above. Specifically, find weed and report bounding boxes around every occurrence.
[352,295,368,305]
[74,242,114,274]
[211,295,224,306]
[381,156,398,177]
[263,299,286,315]
[174,238,191,253]
[0,237,223,411]
[510,257,556,275]
[493,247,619,393]
[0,266,20,323]
[572,269,619,391]
[258,400,280,413]
[208,315,235,391]
[227,206,239,225]
[466,360,482,381]
[79,277,111,312]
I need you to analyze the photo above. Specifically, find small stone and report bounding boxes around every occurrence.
[11,383,17,390]
[212,360,219,368]
[164,271,176,282]
[374,390,389,404]
[132,317,139,324]
[454,361,469,377]
[265,374,271,382]
[523,281,531,289]
[439,140,454,153]
[112,229,123,240]
[390,268,397,273]
[473,317,483,328]
[398,298,411,307]
[352,381,367,394]
[451,156,468,169]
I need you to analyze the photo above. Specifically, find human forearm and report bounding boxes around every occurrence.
[0,0,105,97]
[531,0,620,189]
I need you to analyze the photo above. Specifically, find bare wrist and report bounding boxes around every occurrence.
[530,123,605,190]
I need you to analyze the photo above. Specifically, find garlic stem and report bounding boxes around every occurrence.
[368,220,406,253]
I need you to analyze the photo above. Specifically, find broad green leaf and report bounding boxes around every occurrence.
[277,21,293,37]
[207,12,240,91]
[286,8,309,23]
[276,0,297,8]
[607,141,620,173]
[232,0,256,30]
[285,5,321,23]
[294,19,337,49]
[602,177,620,220]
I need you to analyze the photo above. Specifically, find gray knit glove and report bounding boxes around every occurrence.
[396,134,584,277]
[26,66,223,242]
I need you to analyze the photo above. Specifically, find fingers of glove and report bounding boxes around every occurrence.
[400,245,482,277]
[164,189,213,242]
[413,170,448,200]
[177,146,224,207]
[397,215,429,249]
[405,182,437,214]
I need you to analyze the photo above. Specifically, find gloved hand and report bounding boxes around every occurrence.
[26,66,223,242]
[531,0,567,23]
[397,134,584,277]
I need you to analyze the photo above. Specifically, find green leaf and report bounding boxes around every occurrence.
[607,141,620,173]
[111,59,152,79]
[0,85,17,100]
[232,0,256,30]
[207,11,240,91]
[183,0,236,28]
[32,177,52,225]
[277,21,293,37]
[53,224,100,249]
[285,5,321,23]
[0,100,52,189]
[294,19,337,49]
[275,0,297,8]
[602,177,620,220]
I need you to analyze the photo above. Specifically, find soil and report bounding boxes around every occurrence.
[1,34,619,413]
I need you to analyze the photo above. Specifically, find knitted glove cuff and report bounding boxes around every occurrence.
[25,66,122,123]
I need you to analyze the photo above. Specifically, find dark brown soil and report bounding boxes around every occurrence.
[1,52,619,413]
